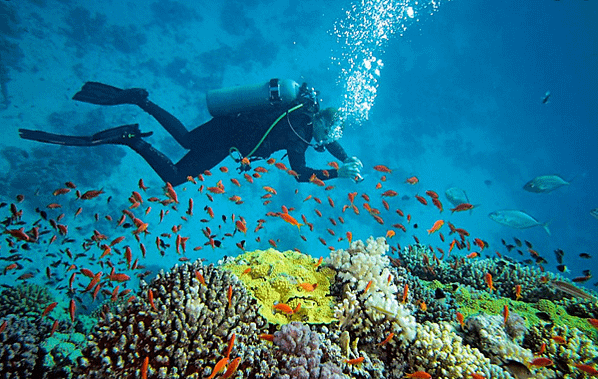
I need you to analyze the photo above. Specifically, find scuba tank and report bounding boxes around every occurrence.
[206,79,301,117]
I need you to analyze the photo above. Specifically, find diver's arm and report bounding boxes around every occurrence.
[287,147,338,182]
[325,141,349,162]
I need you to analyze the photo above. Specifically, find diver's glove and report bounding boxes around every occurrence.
[338,157,363,182]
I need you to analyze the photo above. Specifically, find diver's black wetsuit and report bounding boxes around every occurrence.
[131,99,348,186]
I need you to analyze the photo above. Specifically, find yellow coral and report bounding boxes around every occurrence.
[222,248,336,325]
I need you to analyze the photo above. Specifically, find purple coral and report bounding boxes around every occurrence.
[273,322,345,379]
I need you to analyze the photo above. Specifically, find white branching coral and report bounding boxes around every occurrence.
[407,321,513,379]
[327,236,416,342]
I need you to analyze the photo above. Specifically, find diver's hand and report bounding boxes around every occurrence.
[344,156,363,169]
[338,157,363,181]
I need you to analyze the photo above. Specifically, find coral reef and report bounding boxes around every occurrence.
[464,313,532,365]
[273,321,346,379]
[327,236,417,344]
[0,315,73,379]
[222,248,337,325]
[524,323,598,378]
[406,321,513,379]
[399,244,569,302]
[73,261,272,379]
[0,283,54,319]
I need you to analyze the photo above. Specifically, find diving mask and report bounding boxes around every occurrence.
[313,107,344,149]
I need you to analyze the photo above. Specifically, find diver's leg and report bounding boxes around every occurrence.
[73,82,193,149]
[174,148,229,179]
[138,100,193,149]
[127,139,189,186]
[19,124,152,146]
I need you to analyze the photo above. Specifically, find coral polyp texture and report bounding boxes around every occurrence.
[73,261,270,379]
[222,247,337,325]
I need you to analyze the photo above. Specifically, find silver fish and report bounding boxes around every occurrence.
[523,175,569,193]
[488,210,550,235]
[591,208,598,220]
[549,280,596,301]
[445,187,469,207]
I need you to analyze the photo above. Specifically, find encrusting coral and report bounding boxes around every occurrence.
[221,248,337,325]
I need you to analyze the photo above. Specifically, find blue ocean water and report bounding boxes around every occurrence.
[0,0,596,311]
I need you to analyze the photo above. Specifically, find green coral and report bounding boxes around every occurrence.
[453,285,598,343]
[223,248,336,325]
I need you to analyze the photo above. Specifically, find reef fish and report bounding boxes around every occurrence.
[488,210,550,235]
[501,359,532,379]
[523,175,569,193]
[591,208,598,220]
[445,187,469,207]
[549,280,596,301]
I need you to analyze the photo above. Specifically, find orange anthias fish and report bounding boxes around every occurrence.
[221,357,241,379]
[456,312,465,329]
[205,357,229,379]
[427,220,444,234]
[80,189,104,200]
[377,332,394,346]
[484,273,496,293]
[450,203,475,213]
[263,186,277,195]
[278,212,303,230]
[514,284,522,301]
[69,299,76,322]
[404,371,432,379]
[529,357,554,367]
[273,303,294,315]
[415,195,428,205]
[309,174,325,186]
[373,165,392,173]
[405,176,419,185]
[141,356,149,379]
[344,357,365,365]
[574,363,598,375]
[402,283,409,303]
[235,220,247,234]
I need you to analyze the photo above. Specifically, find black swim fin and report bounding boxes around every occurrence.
[19,124,152,146]
[72,82,149,106]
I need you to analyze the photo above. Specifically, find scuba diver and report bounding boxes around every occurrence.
[19,79,363,186]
